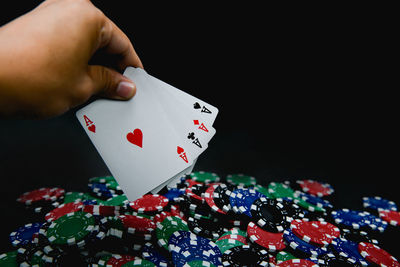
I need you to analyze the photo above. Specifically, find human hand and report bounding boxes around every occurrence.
[0,0,143,118]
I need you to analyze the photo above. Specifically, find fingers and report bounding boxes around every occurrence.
[87,65,136,100]
[97,16,143,71]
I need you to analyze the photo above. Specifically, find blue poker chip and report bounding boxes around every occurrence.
[295,191,334,210]
[363,196,397,212]
[330,209,370,230]
[82,199,98,205]
[88,183,117,198]
[163,188,185,202]
[234,188,266,217]
[331,238,369,266]
[362,211,388,233]
[169,230,222,267]
[9,222,43,247]
[283,228,328,258]
[141,242,169,267]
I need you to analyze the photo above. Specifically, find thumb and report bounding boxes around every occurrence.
[87,65,136,100]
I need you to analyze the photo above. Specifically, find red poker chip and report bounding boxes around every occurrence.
[379,210,400,226]
[185,184,207,203]
[170,205,185,219]
[277,259,319,266]
[217,234,247,245]
[247,221,285,252]
[106,255,137,267]
[290,219,340,247]
[83,205,123,216]
[184,178,202,187]
[129,194,169,213]
[45,201,84,221]
[204,183,227,215]
[358,242,400,267]
[17,188,61,205]
[47,188,65,201]
[297,179,334,197]
[118,215,156,233]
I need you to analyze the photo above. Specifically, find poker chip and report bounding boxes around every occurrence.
[190,171,220,183]
[204,184,227,215]
[250,197,292,232]
[226,174,257,187]
[296,179,334,197]
[106,254,137,266]
[276,259,318,267]
[290,219,340,247]
[46,211,95,246]
[330,238,369,266]
[282,229,328,258]
[156,216,189,250]
[268,182,296,199]
[221,245,269,267]
[358,242,400,267]
[276,251,296,263]
[141,242,169,267]
[363,196,397,212]
[9,222,43,247]
[215,239,244,253]
[45,201,84,221]
[247,221,285,252]
[185,184,209,204]
[379,209,400,226]
[330,208,369,230]
[341,228,379,245]
[0,251,18,265]
[7,172,400,267]
[129,194,169,213]
[232,188,266,217]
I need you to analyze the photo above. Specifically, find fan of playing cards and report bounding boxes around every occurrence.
[76,67,218,201]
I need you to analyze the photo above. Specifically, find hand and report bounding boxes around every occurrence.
[0,0,143,118]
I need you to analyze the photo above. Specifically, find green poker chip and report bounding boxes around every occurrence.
[253,185,274,198]
[293,197,326,213]
[215,238,243,253]
[185,260,217,267]
[276,251,297,263]
[121,258,156,266]
[46,211,95,246]
[0,251,17,267]
[226,174,256,187]
[104,194,128,206]
[219,228,247,239]
[190,171,220,183]
[267,182,295,199]
[156,216,189,250]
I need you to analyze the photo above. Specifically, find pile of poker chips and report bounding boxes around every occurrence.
[0,173,399,266]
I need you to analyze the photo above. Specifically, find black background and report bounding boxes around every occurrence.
[1,1,399,259]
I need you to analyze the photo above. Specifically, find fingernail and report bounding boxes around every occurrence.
[116,81,136,98]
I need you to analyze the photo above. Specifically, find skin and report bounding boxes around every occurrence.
[0,0,143,119]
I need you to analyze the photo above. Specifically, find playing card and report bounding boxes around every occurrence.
[76,67,194,201]
[145,72,219,126]
[150,158,197,194]
[134,68,215,158]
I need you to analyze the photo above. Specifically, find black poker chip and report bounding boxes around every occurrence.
[187,216,228,239]
[221,244,269,267]
[250,197,293,232]
[340,228,379,245]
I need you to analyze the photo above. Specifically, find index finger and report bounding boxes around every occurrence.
[97,15,143,71]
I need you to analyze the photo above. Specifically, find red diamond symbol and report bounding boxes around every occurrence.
[193,120,199,125]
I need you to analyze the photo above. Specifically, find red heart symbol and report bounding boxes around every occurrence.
[88,124,96,133]
[127,129,143,148]
[177,146,184,154]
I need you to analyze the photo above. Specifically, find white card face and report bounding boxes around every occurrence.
[135,69,216,158]
[145,73,219,126]
[76,67,193,201]
[150,158,197,194]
